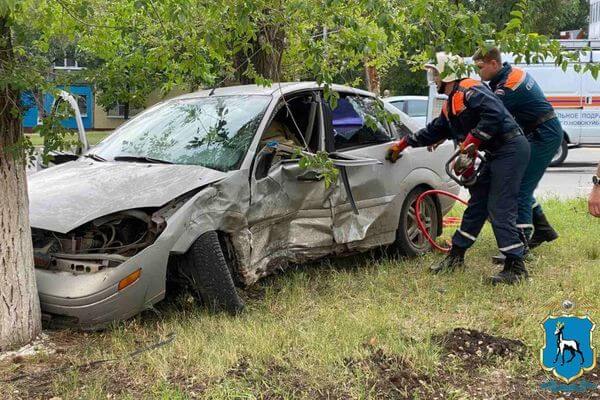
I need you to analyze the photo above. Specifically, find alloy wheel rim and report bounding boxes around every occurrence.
[406,198,434,251]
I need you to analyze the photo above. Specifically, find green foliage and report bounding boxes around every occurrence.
[4,0,600,167]
[295,149,339,189]
[380,61,428,96]
[0,0,17,16]
[457,0,589,37]
[33,100,80,164]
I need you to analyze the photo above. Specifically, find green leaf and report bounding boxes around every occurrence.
[509,10,523,19]
[0,0,17,17]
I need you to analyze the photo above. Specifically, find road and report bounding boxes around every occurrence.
[538,147,599,199]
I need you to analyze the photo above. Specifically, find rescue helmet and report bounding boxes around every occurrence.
[424,52,466,83]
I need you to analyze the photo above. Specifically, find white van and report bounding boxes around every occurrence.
[426,40,600,166]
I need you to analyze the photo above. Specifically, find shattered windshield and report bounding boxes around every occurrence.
[92,95,271,171]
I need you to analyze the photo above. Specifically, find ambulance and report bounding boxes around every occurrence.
[426,40,600,166]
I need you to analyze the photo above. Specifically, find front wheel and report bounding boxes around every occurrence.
[179,231,244,314]
[394,188,440,257]
[549,138,568,167]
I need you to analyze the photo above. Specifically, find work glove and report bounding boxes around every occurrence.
[460,133,481,153]
[453,134,481,176]
[386,137,409,163]
[453,153,475,177]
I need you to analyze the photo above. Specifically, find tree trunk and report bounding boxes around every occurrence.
[234,23,286,84]
[364,63,380,96]
[0,16,42,351]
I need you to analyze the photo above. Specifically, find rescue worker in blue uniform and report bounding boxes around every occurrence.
[387,52,531,285]
[473,48,562,262]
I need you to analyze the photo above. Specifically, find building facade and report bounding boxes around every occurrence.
[22,58,187,131]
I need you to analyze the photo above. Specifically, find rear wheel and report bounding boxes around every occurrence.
[549,138,568,167]
[179,231,244,314]
[394,188,440,257]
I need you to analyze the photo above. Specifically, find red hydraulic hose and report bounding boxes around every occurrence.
[415,189,468,254]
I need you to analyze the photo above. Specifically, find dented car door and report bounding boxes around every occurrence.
[246,91,335,277]
[326,93,413,247]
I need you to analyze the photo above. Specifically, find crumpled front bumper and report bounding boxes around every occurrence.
[36,243,168,329]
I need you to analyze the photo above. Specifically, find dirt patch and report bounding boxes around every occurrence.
[430,329,600,399]
[226,356,251,378]
[433,328,528,372]
[455,368,546,400]
[241,285,267,301]
[344,347,446,399]
[0,329,94,399]
[167,356,351,399]
[165,371,210,399]
[0,330,174,399]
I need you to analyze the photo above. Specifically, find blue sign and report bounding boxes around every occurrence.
[540,315,596,383]
[22,92,39,128]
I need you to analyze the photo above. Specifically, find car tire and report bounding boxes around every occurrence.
[179,231,244,314]
[549,138,568,167]
[394,187,440,257]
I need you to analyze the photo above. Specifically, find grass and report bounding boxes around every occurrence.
[1,198,599,399]
[26,131,111,147]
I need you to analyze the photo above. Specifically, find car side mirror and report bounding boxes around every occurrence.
[254,145,276,180]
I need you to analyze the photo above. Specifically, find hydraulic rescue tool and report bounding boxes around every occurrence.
[416,145,487,253]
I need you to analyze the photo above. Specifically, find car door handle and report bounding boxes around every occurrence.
[297,170,323,182]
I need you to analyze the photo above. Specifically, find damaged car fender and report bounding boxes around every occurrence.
[168,171,253,280]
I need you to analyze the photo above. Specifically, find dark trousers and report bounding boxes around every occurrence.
[452,135,531,259]
[517,118,563,233]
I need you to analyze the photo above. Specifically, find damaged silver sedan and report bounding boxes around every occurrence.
[29,82,459,329]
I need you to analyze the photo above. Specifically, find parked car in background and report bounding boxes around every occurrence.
[383,95,428,129]
[29,82,459,329]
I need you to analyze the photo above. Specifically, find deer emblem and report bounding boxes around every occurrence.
[553,322,585,366]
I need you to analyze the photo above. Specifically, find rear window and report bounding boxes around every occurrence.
[331,96,392,150]
[406,100,427,117]
[390,101,405,112]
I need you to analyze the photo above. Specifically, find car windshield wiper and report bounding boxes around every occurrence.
[113,155,174,164]
[83,153,107,162]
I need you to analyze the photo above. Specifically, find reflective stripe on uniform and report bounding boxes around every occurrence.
[499,243,524,252]
[457,229,477,242]
[516,224,534,229]
[474,130,492,140]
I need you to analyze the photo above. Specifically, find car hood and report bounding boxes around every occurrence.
[28,160,228,233]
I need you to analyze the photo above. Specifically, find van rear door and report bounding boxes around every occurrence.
[580,50,600,144]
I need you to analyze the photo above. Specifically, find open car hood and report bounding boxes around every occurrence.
[28,160,228,233]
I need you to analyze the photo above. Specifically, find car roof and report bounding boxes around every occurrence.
[383,95,428,102]
[174,82,376,100]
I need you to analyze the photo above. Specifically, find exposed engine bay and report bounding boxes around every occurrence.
[32,209,167,275]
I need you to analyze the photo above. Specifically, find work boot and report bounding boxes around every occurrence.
[529,211,558,249]
[430,246,466,274]
[488,257,529,285]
